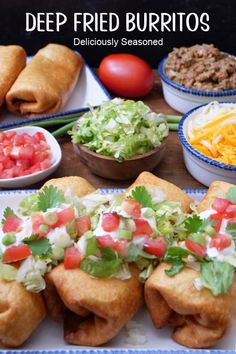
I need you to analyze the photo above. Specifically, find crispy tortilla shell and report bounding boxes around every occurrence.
[44,264,143,346]
[127,172,193,212]
[0,45,26,107]
[6,44,83,117]
[0,279,45,347]
[145,263,236,348]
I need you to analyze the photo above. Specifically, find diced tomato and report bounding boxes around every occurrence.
[2,244,31,263]
[122,199,141,218]
[31,214,48,238]
[0,131,52,179]
[34,132,46,142]
[225,205,236,219]
[144,237,167,258]
[1,168,14,179]
[210,233,232,250]
[101,213,120,232]
[19,145,35,161]
[76,215,91,237]
[113,239,128,254]
[55,208,75,227]
[210,213,223,232]
[133,219,153,237]
[2,215,22,233]
[97,235,114,248]
[185,238,206,258]
[97,235,128,254]
[13,134,25,146]
[39,159,51,170]
[5,131,16,140]
[64,247,81,269]
[212,198,232,213]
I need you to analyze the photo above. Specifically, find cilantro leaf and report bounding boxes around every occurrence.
[129,186,153,208]
[2,207,16,224]
[23,235,38,243]
[165,260,185,277]
[164,246,191,262]
[200,261,234,296]
[25,238,52,256]
[37,186,65,212]
[226,187,236,203]
[184,215,202,233]
[226,223,236,245]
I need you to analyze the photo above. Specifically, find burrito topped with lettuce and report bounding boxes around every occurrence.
[0,172,235,348]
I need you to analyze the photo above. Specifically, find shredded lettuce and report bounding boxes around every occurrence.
[18,193,40,216]
[200,261,235,296]
[0,262,17,281]
[17,257,47,293]
[70,99,169,161]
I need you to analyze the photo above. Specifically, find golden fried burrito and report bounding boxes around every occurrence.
[0,45,26,107]
[44,264,143,346]
[145,180,236,348]
[6,44,83,117]
[0,279,45,347]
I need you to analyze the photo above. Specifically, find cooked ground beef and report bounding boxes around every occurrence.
[165,44,236,91]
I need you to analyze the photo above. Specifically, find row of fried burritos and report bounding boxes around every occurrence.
[0,172,235,349]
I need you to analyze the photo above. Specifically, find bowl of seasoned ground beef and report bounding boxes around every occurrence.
[158,44,236,113]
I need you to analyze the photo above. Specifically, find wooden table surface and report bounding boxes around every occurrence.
[29,76,205,190]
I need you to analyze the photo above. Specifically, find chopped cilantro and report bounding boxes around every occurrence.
[25,238,52,256]
[184,215,202,233]
[23,235,38,243]
[164,246,202,277]
[37,186,65,212]
[129,186,153,208]
[2,207,16,224]
[226,187,236,203]
[165,260,185,277]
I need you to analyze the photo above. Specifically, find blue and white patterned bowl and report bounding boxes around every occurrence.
[158,57,236,113]
[178,103,236,186]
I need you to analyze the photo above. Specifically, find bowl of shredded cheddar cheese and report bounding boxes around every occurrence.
[178,101,236,186]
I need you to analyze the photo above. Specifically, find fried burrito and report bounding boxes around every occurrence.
[0,279,45,347]
[45,264,143,346]
[127,171,193,213]
[6,44,83,117]
[42,176,143,346]
[145,180,236,348]
[0,45,26,107]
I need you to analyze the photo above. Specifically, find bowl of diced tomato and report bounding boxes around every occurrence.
[0,126,62,188]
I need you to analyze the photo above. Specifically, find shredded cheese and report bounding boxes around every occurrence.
[187,103,236,166]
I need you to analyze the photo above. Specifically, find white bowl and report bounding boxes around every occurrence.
[0,126,62,188]
[158,57,236,113]
[178,103,236,187]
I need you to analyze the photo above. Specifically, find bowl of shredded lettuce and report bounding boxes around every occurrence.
[71,98,169,180]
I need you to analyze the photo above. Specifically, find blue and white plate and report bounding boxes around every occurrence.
[0,189,235,353]
[0,58,111,130]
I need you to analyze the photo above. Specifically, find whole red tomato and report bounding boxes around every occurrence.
[98,54,154,98]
